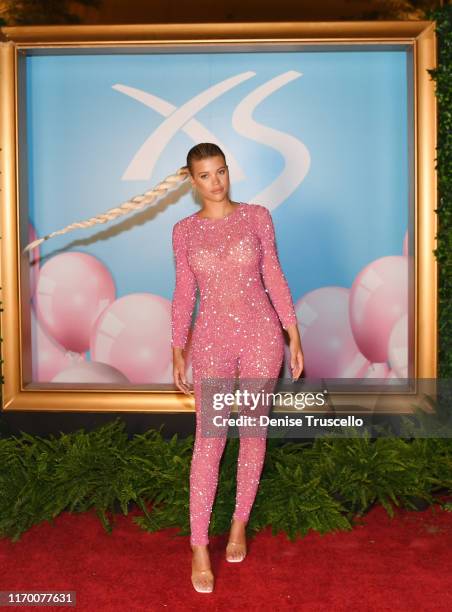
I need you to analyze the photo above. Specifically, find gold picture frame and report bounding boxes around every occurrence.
[0,21,437,414]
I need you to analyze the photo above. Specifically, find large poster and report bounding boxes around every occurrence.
[26,49,410,384]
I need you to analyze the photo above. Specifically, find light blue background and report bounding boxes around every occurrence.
[26,50,409,304]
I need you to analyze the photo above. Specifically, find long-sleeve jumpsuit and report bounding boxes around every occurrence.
[171,202,297,546]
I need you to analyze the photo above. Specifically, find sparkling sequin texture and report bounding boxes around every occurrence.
[171,202,297,545]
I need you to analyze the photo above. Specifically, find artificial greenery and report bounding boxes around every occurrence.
[426,4,452,378]
[0,0,101,26]
[0,418,450,543]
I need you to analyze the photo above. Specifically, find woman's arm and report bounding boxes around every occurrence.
[255,204,297,330]
[171,220,197,349]
[255,205,304,379]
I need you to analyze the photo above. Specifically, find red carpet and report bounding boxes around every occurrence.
[1,500,451,611]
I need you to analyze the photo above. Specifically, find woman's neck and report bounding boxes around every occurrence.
[197,199,237,220]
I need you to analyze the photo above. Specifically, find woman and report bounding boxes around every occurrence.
[23,141,304,595]
[171,143,304,593]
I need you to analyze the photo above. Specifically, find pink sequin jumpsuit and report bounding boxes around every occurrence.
[171,202,297,546]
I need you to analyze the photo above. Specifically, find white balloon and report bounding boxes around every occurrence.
[388,314,408,378]
[51,361,129,383]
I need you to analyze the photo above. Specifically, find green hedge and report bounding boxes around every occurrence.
[0,418,450,543]
[427,5,452,377]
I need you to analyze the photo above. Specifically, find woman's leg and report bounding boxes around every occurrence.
[190,354,238,546]
[232,332,284,524]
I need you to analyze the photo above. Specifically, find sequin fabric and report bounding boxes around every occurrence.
[171,202,297,545]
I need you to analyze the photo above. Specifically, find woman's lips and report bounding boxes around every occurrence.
[212,188,223,193]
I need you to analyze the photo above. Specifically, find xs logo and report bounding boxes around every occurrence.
[112,71,310,210]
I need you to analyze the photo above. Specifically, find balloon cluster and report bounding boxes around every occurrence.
[29,222,192,384]
[282,230,410,380]
[29,219,408,384]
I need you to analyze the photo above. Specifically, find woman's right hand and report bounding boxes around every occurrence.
[173,349,193,395]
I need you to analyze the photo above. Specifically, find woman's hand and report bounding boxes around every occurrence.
[284,323,304,380]
[173,348,193,395]
[289,338,304,380]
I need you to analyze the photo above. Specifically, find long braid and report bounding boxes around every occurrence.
[23,166,190,253]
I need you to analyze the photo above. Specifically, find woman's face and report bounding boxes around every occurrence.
[189,155,230,203]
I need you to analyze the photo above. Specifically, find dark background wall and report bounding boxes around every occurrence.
[68,0,402,23]
[0,0,439,26]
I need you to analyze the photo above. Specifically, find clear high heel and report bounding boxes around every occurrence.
[225,540,247,562]
[191,567,214,593]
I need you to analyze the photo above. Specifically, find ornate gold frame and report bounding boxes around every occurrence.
[0,22,437,413]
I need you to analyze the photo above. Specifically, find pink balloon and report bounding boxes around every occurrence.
[294,287,366,379]
[52,361,129,383]
[31,309,85,382]
[402,230,408,256]
[283,338,370,380]
[90,293,172,383]
[282,349,373,393]
[35,252,116,353]
[349,256,408,363]
[388,314,408,378]
[28,222,40,299]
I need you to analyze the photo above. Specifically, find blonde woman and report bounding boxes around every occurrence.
[172,143,303,593]
[24,142,304,594]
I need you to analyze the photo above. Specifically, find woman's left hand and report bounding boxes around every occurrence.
[283,323,304,380]
[289,338,304,380]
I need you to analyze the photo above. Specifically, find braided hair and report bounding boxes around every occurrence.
[23,142,226,253]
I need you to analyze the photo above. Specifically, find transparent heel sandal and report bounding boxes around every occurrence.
[225,540,247,563]
[191,567,214,593]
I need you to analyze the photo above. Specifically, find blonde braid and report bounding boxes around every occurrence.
[23,166,190,253]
